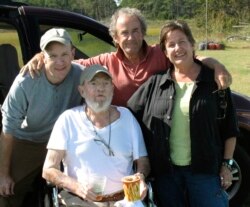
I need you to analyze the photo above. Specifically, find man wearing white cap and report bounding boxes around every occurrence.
[0,28,84,206]
[43,64,150,206]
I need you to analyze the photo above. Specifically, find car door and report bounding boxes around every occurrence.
[18,6,115,63]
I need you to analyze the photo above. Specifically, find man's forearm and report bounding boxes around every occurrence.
[42,149,79,194]
[196,56,221,69]
[196,55,232,89]
[43,168,78,193]
[0,132,14,175]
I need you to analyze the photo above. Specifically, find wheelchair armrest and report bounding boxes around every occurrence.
[145,177,157,207]
[45,182,60,207]
[45,178,157,207]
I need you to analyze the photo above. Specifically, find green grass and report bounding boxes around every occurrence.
[69,31,115,57]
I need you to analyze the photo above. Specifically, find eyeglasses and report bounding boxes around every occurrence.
[213,90,227,119]
[94,138,114,156]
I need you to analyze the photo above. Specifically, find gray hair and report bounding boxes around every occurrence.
[109,7,147,39]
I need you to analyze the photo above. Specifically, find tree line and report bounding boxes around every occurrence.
[16,0,118,20]
[16,0,250,33]
[120,0,250,33]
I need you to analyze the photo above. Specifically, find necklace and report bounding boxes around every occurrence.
[85,107,114,156]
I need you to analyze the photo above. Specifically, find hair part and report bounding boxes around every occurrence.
[159,20,196,52]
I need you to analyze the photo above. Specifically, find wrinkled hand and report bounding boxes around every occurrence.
[134,172,148,200]
[0,174,15,197]
[74,181,99,201]
[220,166,233,190]
[20,52,44,78]
[139,179,147,200]
[214,63,232,90]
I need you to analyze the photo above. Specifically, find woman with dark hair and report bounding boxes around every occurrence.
[128,20,239,207]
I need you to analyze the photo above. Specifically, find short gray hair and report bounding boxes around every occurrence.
[109,7,147,39]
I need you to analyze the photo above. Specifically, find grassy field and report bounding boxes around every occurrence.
[145,20,250,97]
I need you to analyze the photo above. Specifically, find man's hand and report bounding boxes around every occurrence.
[0,174,15,197]
[134,172,148,200]
[214,63,232,90]
[139,179,148,200]
[20,52,44,78]
[73,180,105,202]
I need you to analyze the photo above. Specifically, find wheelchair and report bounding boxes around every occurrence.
[43,179,157,207]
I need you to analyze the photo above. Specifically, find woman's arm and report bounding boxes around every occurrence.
[219,137,236,190]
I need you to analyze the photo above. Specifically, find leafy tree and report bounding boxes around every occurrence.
[15,0,117,19]
[15,0,250,34]
[195,0,249,34]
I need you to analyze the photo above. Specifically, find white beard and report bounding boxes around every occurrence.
[85,96,113,113]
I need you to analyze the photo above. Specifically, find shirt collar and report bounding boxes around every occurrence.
[159,59,214,87]
[159,67,173,87]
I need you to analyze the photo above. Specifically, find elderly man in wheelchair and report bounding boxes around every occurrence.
[42,64,151,207]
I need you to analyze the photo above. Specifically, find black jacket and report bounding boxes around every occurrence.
[128,60,239,176]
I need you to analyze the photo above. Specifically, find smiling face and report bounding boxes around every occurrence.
[43,42,75,84]
[164,29,194,67]
[78,72,114,113]
[114,14,144,59]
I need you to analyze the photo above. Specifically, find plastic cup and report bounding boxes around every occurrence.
[88,174,107,200]
[122,175,140,201]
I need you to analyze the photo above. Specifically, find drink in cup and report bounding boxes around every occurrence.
[88,174,107,201]
[122,175,140,201]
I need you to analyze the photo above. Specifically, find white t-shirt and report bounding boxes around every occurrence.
[47,105,147,194]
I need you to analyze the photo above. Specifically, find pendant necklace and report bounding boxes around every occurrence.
[86,107,114,156]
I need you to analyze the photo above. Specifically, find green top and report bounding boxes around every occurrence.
[170,81,194,166]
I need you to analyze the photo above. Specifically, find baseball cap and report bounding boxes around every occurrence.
[40,28,72,51]
[80,64,112,85]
